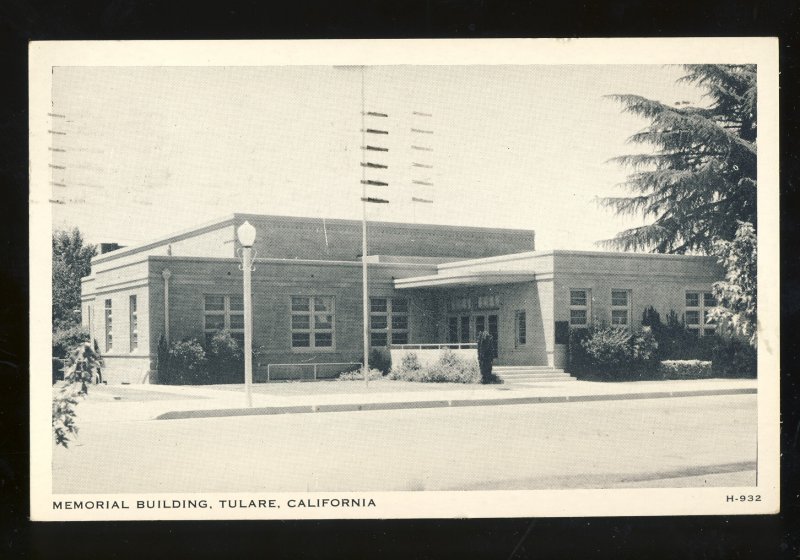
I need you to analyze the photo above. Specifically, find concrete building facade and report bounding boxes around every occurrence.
[80,213,722,384]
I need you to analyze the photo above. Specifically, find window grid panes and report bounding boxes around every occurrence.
[611,289,630,326]
[370,297,409,347]
[291,296,335,349]
[569,289,590,326]
[685,291,716,337]
[204,295,245,346]
[129,295,138,351]
[516,311,527,345]
[104,299,112,351]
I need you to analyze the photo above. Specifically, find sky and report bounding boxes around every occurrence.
[49,64,708,250]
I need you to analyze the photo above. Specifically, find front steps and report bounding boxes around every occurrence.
[493,365,576,384]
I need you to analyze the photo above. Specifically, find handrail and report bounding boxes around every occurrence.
[265,362,362,382]
[390,343,477,350]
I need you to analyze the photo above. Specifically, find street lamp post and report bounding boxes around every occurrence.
[237,220,257,408]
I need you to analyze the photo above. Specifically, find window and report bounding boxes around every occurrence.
[204,295,245,346]
[515,311,527,345]
[611,289,630,326]
[685,291,717,336]
[290,296,335,349]
[129,295,138,351]
[104,299,112,351]
[569,289,590,327]
[370,297,409,347]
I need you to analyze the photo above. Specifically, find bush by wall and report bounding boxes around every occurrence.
[369,348,392,375]
[659,360,713,379]
[159,338,209,385]
[568,326,658,380]
[389,348,481,384]
[712,337,757,378]
[52,324,91,383]
[206,330,244,384]
[337,368,384,381]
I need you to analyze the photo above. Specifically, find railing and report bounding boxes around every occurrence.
[265,362,362,382]
[390,343,477,350]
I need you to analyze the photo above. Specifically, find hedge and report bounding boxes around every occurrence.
[659,360,712,379]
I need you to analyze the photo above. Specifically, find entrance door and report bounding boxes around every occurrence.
[475,314,499,358]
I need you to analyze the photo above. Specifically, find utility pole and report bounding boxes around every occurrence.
[358,67,390,387]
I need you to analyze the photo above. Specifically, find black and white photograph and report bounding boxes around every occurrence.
[29,38,780,520]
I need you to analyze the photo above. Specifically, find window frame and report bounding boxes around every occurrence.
[369,297,410,348]
[569,289,591,328]
[203,294,245,347]
[515,310,527,346]
[129,295,138,352]
[104,298,113,352]
[610,289,631,327]
[685,290,717,337]
[289,295,336,351]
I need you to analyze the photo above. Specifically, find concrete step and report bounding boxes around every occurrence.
[494,365,564,371]
[495,369,567,376]
[497,375,576,383]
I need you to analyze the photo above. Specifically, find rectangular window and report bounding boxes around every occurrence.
[204,295,245,346]
[290,296,335,349]
[370,297,409,347]
[685,290,716,337]
[611,289,630,326]
[104,299,112,351]
[516,311,527,345]
[569,289,590,327]
[129,295,138,351]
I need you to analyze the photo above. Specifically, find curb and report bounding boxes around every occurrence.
[155,387,757,421]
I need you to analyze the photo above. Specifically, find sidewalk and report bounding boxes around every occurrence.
[73,377,758,423]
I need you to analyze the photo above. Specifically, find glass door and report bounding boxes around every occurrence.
[488,314,499,358]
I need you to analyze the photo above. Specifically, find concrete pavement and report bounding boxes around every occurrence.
[70,377,757,423]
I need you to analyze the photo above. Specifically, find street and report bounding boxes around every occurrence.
[53,394,756,493]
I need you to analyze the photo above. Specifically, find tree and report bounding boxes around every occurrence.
[600,64,756,254]
[52,228,96,330]
[709,222,757,347]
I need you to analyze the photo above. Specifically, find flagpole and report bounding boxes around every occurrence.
[361,66,370,388]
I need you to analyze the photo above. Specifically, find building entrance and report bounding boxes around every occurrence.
[448,313,499,358]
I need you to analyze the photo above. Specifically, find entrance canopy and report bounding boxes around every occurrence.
[394,269,536,289]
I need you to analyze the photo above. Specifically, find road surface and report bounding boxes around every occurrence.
[53,394,756,493]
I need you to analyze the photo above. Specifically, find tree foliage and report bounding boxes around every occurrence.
[52,228,96,330]
[710,222,757,347]
[52,341,103,448]
[600,64,756,254]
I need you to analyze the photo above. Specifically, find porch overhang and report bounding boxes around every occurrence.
[394,270,536,289]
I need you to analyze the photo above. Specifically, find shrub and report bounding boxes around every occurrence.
[206,329,244,384]
[52,325,93,383]
[712,337,757,378]
[659,360,713,379]
[337,368,384,381]
[390,348,480,383]
[569,326,658,380]
[53,341,103,448]
[53,324,91,360]
[164,338,209,385]
[369,348,391,374]
[391,351,423,378]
